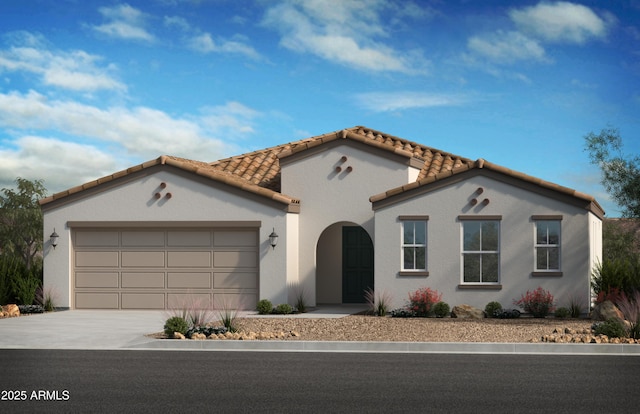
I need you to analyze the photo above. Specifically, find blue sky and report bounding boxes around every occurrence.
[0,0,638,217]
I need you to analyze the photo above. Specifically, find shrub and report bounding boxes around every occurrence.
[164,316,189,338]
[554,307,570,318]
[513,287,555,318]
[273,303,293,315]
[12,274,41,306]
[617,290,640,339]
[484,301,502,318]
[591,258,640,302]
[217,298,241,333]
[495,309,521,319]
[256,299,273,315]
[593,318,627,338]
[407,287,442,317]
[568,296,584,318]
[364,288,393,317]
[166,294,215,328]
[433,301,450,318]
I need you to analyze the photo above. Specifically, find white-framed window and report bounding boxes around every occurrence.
[402,220,427,271]
[461,219,500,283]
[534,219,561,271]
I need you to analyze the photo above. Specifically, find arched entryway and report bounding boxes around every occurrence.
[316,222,374,304]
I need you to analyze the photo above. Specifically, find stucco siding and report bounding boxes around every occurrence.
[43,167,291,308]
[374,173,594,312]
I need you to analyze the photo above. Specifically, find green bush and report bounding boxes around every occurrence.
[164,316,189,338]
[593,318,628,338]
[592,258,640,301]
[273,303,293,315]
[484,301,503,318]
[12,274,41,305]
[554,307,571,318]
[433,301,450,318]
[256,299,273,315]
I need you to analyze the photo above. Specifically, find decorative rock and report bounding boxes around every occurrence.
[191,333,206,340]
[451,304,484,319]
[173,332,186,340]
[590,300,625,322]
[290,331,300,337]
[2,304,20,317]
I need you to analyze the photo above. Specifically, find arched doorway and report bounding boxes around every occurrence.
[316,222,374,304]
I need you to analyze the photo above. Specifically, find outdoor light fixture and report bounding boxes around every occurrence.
[50,229,59,249]
[269,228,279,249]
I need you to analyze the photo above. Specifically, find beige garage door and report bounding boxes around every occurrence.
[73,228,258,309]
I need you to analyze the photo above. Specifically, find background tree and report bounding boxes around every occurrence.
[0,177,47,270]
[584,126,640,218]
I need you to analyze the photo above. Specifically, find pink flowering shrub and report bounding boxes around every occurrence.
[408,287,443,317]
[513,287,555,318]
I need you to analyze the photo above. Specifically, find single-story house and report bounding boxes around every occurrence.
[40,126,603,311]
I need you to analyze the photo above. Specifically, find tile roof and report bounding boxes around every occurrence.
[209,126,474,192]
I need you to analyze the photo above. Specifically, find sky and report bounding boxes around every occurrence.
[0,0,638,217]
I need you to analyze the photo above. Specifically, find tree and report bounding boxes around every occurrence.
[584,126,640,218]
[0,177,47,270]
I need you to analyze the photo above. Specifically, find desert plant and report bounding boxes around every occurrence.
[164,316,189,338]
[273,303,293,315]
[407,287,442,317]
[433,301,450,318]
[484,301,502,318]
[568,295,584,318]
[593,318,627,338]
[554,307,570,318]
[513,287,555,318]
[217,300,240,333]
[12,274,41,305]
[364,287,393,317]
[294,287,307,313]
[166,294,215,328]
[617,290,640,339]
[591,258,640,302]
[256,299,273,315]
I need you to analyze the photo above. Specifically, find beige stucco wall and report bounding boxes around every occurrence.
[280,142,414,305]
[374,172,598,312]
[42,167,292,308]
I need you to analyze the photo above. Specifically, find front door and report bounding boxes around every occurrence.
[342,226,374,303]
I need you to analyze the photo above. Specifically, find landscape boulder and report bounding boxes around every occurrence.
[1,304,20,318]
[451,304,484,319]
[590,300,624,322]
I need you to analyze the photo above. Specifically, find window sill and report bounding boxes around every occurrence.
[398,271,429,277]
[532,271,563,277]
[458,284,502,290]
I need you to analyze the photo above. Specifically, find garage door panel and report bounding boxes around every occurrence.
[168,231,211,247]
[213,293,256,310]
[214,231,257,247]
[214,272,257,289]
[122,251,165,267]
[122,272,165,288]
[76,293,119,309]
[75,231,119,247]
[122,231,164,247]
[168,251,211,267]
[214,251,257,268]
[168,272,211,288]
[122,293,165,309]
[76,272,119,288]
[73,227,258,310]
[76,251,119,267]
[167,293,212,309]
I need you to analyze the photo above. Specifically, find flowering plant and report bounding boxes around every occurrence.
[408,287,442,317]
[513,287,555,318]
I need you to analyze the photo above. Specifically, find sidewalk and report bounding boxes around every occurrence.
[1,307,639,355]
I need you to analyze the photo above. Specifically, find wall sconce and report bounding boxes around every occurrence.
[50,229,59,249]
[269,228,279,250]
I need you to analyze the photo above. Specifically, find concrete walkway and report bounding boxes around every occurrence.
[1,307,639,355]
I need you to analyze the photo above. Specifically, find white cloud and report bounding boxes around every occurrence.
[0,32,125,92]
[164,15,191,32]
[510,1,609,44]
[354,91,466,112]
[262,0,429,74]
[92,4,155,42]
[188,33,262,60]
[467,31,547,64]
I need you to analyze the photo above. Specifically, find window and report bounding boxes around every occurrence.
[402,220,427,271]
[462,220,500,283]
[535,220,561,271]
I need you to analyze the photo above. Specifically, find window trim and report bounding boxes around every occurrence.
[399,216,428,274]
[459,216,501,285]
[532,216,562,275]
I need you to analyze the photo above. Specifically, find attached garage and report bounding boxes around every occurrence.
[72,227,259,310]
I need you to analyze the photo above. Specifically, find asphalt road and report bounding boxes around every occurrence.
[1,350,638,413]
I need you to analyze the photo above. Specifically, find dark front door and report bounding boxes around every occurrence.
[342,226,374,303]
